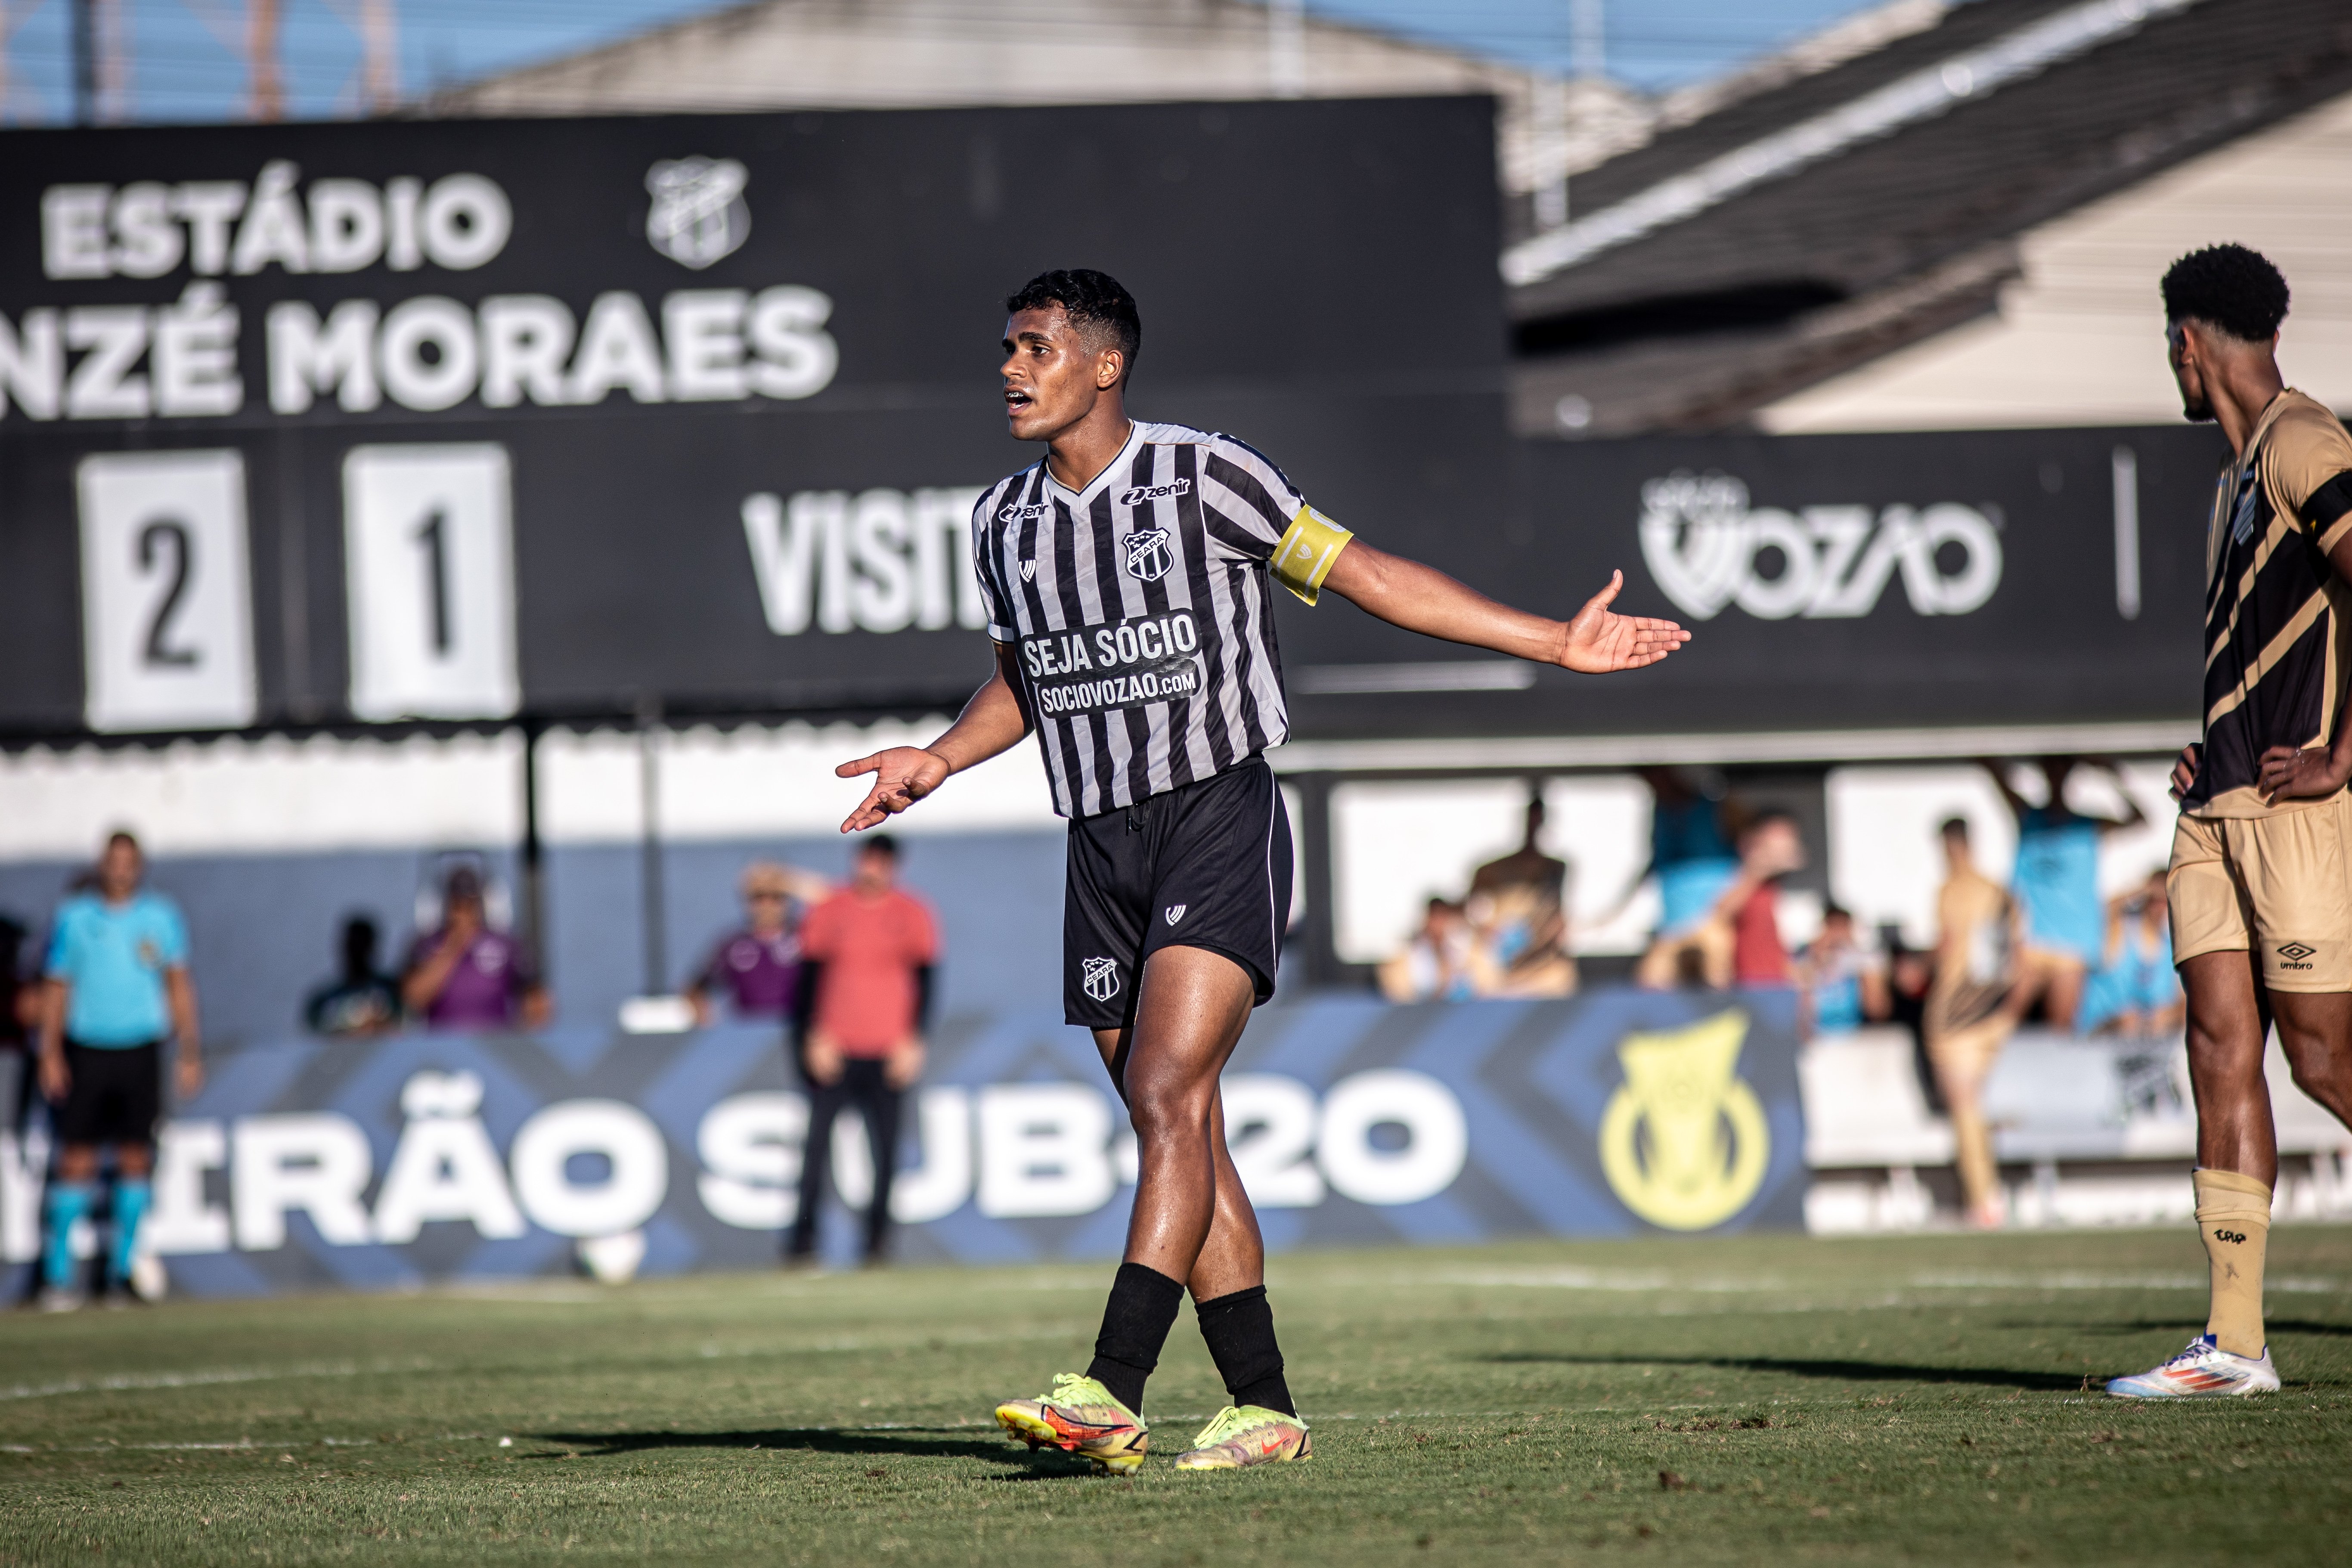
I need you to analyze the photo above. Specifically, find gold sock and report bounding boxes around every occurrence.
[2194,1168,2272,1359]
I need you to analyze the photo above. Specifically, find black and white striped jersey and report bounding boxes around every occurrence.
[971,420,1353,819]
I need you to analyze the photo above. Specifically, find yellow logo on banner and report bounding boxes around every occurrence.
[1597,1009,1769,1230]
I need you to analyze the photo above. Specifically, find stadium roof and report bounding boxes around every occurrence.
[1508,0,2352,437]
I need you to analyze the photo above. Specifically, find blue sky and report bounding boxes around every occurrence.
[0,0,1885,125]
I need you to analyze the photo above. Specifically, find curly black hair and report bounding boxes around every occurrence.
[1004,269,1141,374]
[2161,244,2289,342]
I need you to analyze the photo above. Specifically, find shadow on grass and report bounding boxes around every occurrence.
[534,1425,1052,1472]
[1478,1352,2086,1391]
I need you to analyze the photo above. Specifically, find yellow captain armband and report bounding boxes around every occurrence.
[1268,505,1353,605]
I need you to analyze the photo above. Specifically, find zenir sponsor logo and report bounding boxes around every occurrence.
[1081,956,1121,1002]
[1000,501,1050,524]
[1119,478,1190,507]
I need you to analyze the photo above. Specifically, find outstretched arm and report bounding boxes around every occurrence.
[1319,541,1689,673]
[837,643,1031,832]
[1976,758,2031,819]
[2081,761,2150,833]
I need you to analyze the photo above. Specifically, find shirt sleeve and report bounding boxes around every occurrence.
[971,490,1018,644]
[508,937,539,992]
[798,900,837,962]
[906,897,941,965]
[43,908,79,982]
[152,899,189,968]
[2275,406,2352,553]
[1199,435,1353,605]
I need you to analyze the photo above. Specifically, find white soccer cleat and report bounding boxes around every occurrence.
[128,1254,169,1304]
[2106,1334,2279,1398]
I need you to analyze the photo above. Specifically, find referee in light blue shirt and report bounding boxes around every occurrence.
[36,831,204,1309]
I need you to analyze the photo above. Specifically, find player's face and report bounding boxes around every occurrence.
[1001,307,1119,441]
[2167,322,2214,422]
[99,842,141,900]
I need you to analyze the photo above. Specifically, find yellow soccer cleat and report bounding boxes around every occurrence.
[994,1373,1150,1474]
[1171,1405,1311,1470]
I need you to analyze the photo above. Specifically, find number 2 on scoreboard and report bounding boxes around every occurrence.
[76,450,258,734]
[342,444,518,722]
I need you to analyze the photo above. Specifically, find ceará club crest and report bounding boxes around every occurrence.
[645,157,750,269]
[1122,528,1174,583]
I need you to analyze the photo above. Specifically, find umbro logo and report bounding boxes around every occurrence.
[2278,941,2317,967]
[1020,561,1037,583]
[1119,478,1190,507]
[1081,955,1121,1002]
[1000,502,1050,524]
[1164,904,1187,927]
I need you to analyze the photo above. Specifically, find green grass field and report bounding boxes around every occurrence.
[4,1226,2350,1565]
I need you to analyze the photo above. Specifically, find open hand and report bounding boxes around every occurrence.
[836,747,952,832]
[1558,571,1691,673]
[2258,744,2350,804]
[175,1049,205,1101]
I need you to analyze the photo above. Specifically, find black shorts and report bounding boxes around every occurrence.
[56,1040,161,1147]
[1063,759,1293,1029]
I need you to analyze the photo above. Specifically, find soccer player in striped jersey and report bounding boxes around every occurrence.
[2109,245,2352,1399]
[836,270,1689,1469]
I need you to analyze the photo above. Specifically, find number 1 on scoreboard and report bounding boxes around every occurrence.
[343,444,519,722]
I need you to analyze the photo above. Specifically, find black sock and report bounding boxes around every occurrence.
[1195,1284,1295,1416]
[1085,1261,1184,1416]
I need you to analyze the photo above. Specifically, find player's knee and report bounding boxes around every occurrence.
[1123,1071,1212,1144]
[2185,1026,2267,1096]
[2278,1029,2349,1094]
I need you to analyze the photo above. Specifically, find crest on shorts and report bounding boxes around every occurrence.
[645,157,750,269]
[1597,1009,1770,1231]
[1122,528,1174,584]
[1081,956,1121,1002]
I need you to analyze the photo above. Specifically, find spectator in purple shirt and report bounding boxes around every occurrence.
[401,866,549,1033]
[689,861,830,1026]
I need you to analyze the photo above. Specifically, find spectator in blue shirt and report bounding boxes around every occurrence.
[36,831,203,1309]
[1981,757,2147,1032]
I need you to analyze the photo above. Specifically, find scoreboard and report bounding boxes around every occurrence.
[0,95,2208,750]
[0,97,1511,741]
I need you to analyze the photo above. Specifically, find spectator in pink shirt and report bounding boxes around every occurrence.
[787,836,938,1266]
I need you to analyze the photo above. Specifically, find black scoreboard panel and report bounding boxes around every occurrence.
[0,97,1509,738]
[0,96,2212,745]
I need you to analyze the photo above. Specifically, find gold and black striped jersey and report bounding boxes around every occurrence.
[2185,390,2352,819]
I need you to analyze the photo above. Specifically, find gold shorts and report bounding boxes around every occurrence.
[2169,791,2352,992]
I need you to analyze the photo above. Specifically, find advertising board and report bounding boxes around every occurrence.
[0,989,1804,1298]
